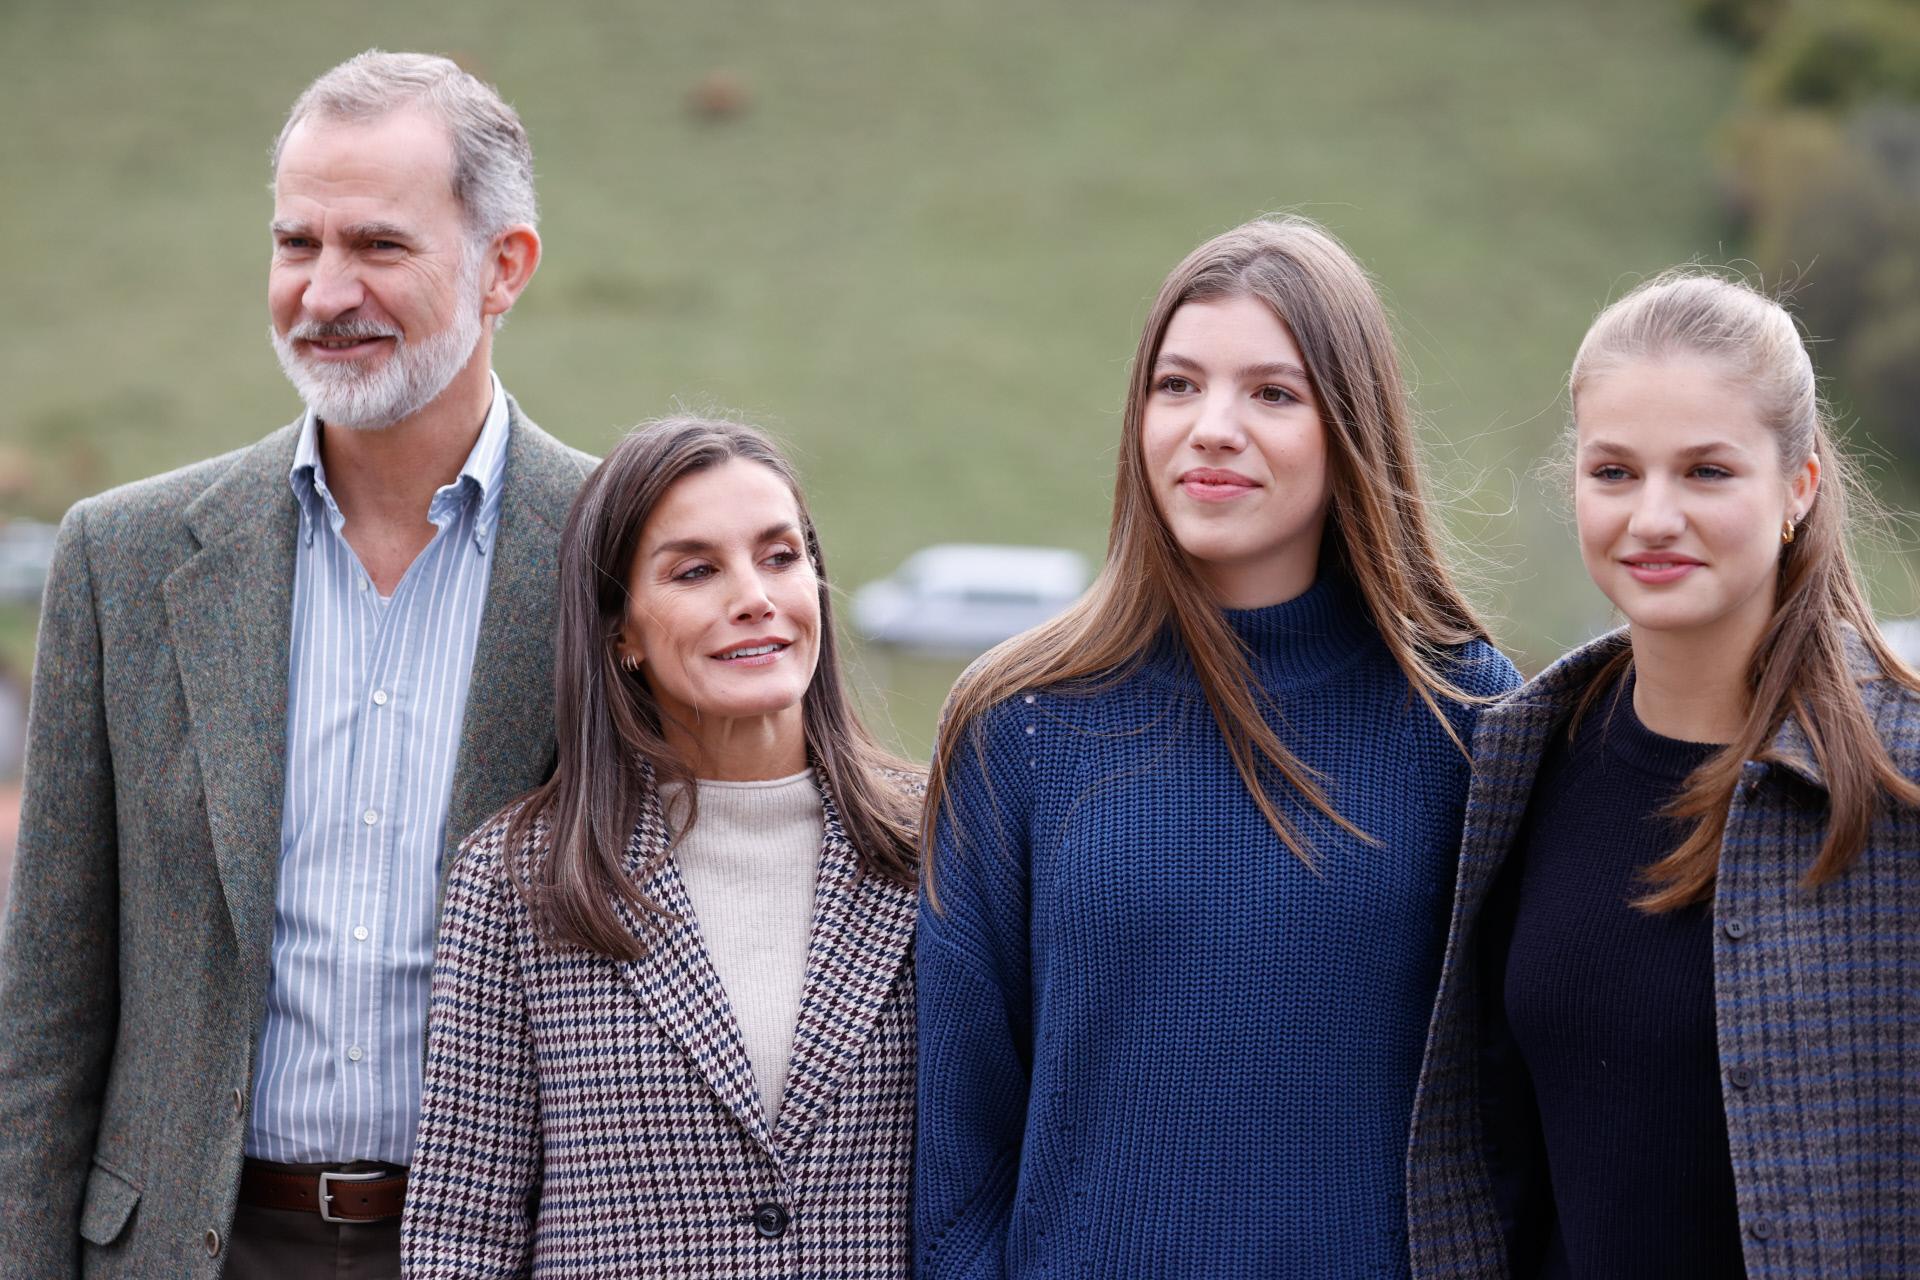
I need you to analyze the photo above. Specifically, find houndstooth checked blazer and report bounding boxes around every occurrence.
[400,769,916,1278]
[1404,629,1920,1280]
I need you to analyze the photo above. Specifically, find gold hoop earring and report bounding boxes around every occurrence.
[1781,517,1796,545]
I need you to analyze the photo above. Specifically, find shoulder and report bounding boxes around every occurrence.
[503,400,597,493]
[65,426,297,542]
[452,799,549,886]
[880,763,929,802]
[1441,636,1523,700]
[1861,669,1920,783]
[1471,629,1628,751]
[47,425,300,598]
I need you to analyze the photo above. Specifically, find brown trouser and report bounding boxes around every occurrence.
[222,1162,401,1280]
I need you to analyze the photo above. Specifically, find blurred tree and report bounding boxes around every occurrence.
[1689,0,1787,48]
[1749,0,1920,109]
[1708,0,1920,462]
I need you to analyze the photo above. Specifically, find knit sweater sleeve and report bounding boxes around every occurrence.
[915,699,1039,1280]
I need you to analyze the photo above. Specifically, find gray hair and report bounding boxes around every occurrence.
[272,50,537,241]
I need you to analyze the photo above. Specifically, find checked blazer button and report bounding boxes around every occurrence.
[751,1201,791,1239]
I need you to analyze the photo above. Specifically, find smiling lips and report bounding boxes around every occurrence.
[1622,554,1705,584]
[712,638,791,666]
[1178,468,1259,503]
[289,322,397,361]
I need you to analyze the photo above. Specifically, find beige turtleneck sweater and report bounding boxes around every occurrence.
[663,769,825,1123]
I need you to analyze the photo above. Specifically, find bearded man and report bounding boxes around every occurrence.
[0,51,592,1279]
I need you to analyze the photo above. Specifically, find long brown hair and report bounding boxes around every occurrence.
[924,215,1496,906]
[508,415,921,959]
[1567,269,1920,911]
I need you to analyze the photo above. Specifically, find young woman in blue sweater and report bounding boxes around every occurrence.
[914,215,1521,1279]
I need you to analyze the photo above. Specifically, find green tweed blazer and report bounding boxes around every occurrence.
[0,400,593,1279]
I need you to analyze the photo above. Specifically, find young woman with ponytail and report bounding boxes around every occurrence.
[913,216,1520,1279]
[1405,271,1920,1279]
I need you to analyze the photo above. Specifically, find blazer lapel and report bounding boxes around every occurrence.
[441,405,586,885]
[1451,631,1635,923]
[772,776,916,1160]
[163,424,302,976]
[614,780,781,1162]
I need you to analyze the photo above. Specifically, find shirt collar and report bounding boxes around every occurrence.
[288,371,513,553]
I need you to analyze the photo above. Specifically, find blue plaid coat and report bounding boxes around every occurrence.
[1405,629,1920,1279]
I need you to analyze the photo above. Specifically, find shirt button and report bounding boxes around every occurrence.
[751,1201,791,1239]
[1722,918,1748,939]
[347,1046,364,1062]
[1728,1066,1755,1089]
[205,1228,221,1256]
[358,578,369,592]
[372,689,389,706]
[362,809,379,826]
[352,925,370,941]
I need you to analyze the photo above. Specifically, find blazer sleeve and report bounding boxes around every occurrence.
[401,825,542,1280]
[0,504,119,1277]
[914,703,1037,1280]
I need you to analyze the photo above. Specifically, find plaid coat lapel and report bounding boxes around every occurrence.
[1407,630,1634,1274]
[613,781,780,1163]
[1448,635,1630,934]
[773,774,916,1160]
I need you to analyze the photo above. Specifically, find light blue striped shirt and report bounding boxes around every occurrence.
[246,375,510,1164]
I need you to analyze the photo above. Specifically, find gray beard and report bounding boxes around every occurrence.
[270,252,485,431]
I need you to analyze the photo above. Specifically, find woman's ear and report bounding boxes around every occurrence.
[1789,450,1821,523]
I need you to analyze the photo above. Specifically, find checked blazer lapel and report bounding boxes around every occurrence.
[615,779,781,1162]
[772,775,915,1160]
[164,423,302,979]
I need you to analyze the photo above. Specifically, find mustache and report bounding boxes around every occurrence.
[284,318,399,343]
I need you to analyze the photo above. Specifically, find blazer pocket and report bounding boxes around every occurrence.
[79,1159,141,1246]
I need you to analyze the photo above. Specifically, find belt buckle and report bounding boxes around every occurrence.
[317,1168,387,1224]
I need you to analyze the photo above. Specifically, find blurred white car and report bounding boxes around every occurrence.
[0,519,57,605]
[1884,618,1920,666]
[852,544,1091,655]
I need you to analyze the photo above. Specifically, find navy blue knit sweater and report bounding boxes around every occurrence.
[914,572,1521,1279]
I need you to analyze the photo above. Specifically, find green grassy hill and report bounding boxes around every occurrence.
[5,0,1905,756]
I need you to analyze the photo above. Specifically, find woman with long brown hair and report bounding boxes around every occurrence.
[1405,272,1920,1278]
[402,417,923,1277]
[913,216,1520,1278]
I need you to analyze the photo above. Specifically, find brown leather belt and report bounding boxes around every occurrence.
[238,1160,408,1223]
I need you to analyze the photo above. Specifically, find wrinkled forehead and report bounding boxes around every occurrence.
[272,107,460,221]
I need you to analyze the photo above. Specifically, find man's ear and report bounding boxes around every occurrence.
[480,225,541,320]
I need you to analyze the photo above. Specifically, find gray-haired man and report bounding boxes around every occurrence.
[0,51,592,1278]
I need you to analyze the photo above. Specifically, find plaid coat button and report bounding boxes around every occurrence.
[752,1201,791,1239]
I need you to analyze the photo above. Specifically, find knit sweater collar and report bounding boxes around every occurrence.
[1593,672,1722,782]
[1147,564,1377,692]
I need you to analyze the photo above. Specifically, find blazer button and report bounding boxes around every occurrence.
[205,1228,221,1256]
[1748,1218,1775,1240]
[232,1087,245,1116]
[752,1201,791,1239]
[1728,1066,1755,1089]
[1722,918,1748,940]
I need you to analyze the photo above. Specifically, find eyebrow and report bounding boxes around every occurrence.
[1154,352,1312,383]
[269,219,416,243]
[649,522,798,558]
[1581,439,1749,461]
